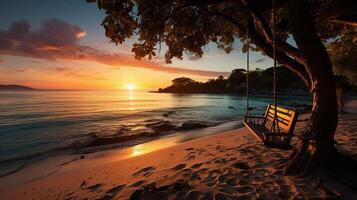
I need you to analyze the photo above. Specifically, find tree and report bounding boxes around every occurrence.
[228,68,246,86]
[88,0,357,186]
[172,77,196,87]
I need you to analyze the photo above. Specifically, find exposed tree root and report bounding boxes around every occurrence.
[282,137,357,190]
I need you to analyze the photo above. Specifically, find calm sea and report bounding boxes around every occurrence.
[0,90,309,175]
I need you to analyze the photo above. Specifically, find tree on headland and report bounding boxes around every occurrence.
[88,0,357,186]
[171,77,196,87]
[228,69,246,86]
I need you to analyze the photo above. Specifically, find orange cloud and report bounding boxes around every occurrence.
[16,68,28,72]
[0,18,229,77]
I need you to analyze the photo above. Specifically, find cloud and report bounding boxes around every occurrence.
[56,67,70,72]
[0,18,229,77]
[16,68,28,72]
[188,55,201,61]
[255,58,266,63]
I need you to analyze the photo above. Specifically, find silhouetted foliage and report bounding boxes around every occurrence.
[158,66,310,94]
[328,28,357,85]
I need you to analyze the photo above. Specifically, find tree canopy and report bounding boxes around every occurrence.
[328,27,357,85]
[88,0,356,90]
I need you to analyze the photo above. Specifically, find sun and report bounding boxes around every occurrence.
[126,83,136,91]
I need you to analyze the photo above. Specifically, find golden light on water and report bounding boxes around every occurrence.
[126,83,136,91]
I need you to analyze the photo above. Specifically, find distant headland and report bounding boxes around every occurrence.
[0,84,35,91]
[155,67,356,96]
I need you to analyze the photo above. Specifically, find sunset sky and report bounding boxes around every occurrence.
[0,0,272,90]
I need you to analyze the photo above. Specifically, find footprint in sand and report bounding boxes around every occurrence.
[218,174,231,183]
[196,168,209,174]
[205,179,218,187]
[185,155,195,161]
[191,163,203,169]
[177,168,192,177]
[235,185,255,195]
[172,163,186,171]
[214,158,228,164]
[86,183,102,191]
[130,180,145,187]
[232,161,250,169]
[106,184,125,195]
[218,186,237,195]
[226,177,238,186]
[133,166,155,177]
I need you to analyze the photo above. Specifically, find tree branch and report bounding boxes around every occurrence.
[197,2,311,89]
[240,0,306,64]
[199,6,247,31]
[248,17,312,89]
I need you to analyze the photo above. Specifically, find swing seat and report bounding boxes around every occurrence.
[244,104,298,149]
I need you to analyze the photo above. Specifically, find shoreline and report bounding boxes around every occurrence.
[0,120,243,178]
[0,101,356,199]
[150,90,311,97]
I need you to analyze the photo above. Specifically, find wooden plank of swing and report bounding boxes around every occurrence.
[266,105,297,132]
[243,120,265,142]
[244,104,298,146]
[267,109,292,121]
[270,104,290,114]
[266,114,291,130]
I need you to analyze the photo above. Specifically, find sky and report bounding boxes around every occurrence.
[0,0,272,90]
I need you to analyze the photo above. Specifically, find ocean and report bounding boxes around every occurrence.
[0,90,310,176]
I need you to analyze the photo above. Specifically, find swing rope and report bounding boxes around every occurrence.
[245,28,250,116]
[271,0,280,133]
[244,0,280,132]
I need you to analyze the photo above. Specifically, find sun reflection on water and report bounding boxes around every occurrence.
[128,90,134,110]
[129,90,134,100]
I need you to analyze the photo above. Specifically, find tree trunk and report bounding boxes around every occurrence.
[284,0,339,174]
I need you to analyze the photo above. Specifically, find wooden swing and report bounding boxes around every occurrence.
[243,0,298,149]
